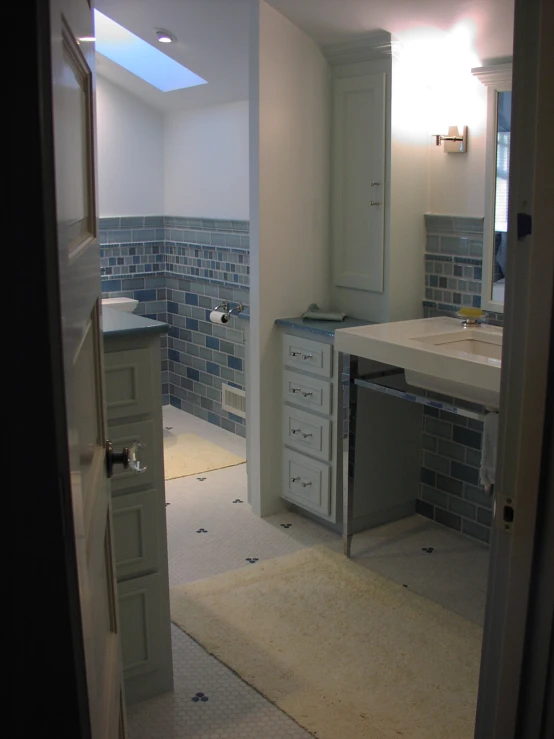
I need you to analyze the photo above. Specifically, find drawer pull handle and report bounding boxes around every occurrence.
[302,354,314,360]
[291,387,302,394]
[291,428,302,435]
[301,432,313,439]
[291,351,302,357]
[302,391,313,398]
[291,477,312,488]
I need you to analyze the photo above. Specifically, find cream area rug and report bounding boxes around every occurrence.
[171,546,482,739]
[163,433,245,480]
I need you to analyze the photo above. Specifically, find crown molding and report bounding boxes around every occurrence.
[323,30,398,66]
[472,57,513,88]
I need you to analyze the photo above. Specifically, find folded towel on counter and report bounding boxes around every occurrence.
[302,303,347,322]
[480,412,499,495]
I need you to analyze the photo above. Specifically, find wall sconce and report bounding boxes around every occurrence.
[432,125,468,153]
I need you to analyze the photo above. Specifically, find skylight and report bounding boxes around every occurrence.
[94,10,207,92]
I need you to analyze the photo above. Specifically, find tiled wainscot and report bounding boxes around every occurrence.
[416,214,504,544]
[100,216,249,437]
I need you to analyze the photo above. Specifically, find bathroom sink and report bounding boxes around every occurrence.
[102,297,138,313]
[335,317,503,408]
[411,329,503,361]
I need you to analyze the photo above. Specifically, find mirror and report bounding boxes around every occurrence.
[491,91,512,305]
[472,59,513,314]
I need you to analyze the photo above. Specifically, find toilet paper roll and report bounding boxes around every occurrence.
[210,310,230,324]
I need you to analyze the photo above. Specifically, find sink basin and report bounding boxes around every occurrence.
[102,297,138,313]
[411,329,503,361]
[335,317,503,408]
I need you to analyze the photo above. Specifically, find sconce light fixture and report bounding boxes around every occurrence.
[433,125,468,153]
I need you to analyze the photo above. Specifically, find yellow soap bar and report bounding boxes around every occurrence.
[458,307,483,317]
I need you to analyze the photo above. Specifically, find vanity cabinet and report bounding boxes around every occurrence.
[280,330,345,524]
[325,31,429,324]
[103,315,173,705]
[278,319,423,537]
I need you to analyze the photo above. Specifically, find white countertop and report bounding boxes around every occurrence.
[335,317,503,401]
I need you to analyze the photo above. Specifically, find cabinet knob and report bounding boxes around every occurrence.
[302,354,314,360]
[301,432,313,439]
[291,387,302,394]
[301,481,312,488]
[302,391,313,398]
[370,181,380,186]
[291,428,302,435]
[291,351,302,357]
[370,201,380,206]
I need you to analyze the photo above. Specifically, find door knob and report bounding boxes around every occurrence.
[105,440,147,478]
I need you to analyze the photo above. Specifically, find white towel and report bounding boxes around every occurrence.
[480,412,499,494]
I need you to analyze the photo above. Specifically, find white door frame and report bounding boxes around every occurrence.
[475,0,554,735]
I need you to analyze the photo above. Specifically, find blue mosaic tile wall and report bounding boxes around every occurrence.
[100,216,249,436]
[418,215,504,544]
[416,402,493,545]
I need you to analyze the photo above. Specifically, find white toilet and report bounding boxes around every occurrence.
[102,297,139,313]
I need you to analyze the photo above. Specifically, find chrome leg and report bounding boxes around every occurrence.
[342,354,357,558]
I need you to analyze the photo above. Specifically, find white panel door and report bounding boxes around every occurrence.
[332,73,386,293]
[50,0,125,736]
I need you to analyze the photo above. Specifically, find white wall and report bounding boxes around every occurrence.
[427,77,488,216]
[164,101,250,219]
[247,1,331,516]
[96,76,164,216]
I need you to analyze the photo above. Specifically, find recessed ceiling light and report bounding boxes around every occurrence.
[155,29,176,43]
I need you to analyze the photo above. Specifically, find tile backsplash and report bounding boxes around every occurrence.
[423,214,484,314]
[418,214,503,545]
[100,216,249,436]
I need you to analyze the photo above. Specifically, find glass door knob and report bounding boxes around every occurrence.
[105,440,147,478]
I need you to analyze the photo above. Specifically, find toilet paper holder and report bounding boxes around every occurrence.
[214,301,244,317]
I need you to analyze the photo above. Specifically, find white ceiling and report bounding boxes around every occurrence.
[94,0,251,111]
[267,0,514,60]
[95,0,514,112]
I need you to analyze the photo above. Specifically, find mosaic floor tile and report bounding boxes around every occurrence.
[128,408,489,738]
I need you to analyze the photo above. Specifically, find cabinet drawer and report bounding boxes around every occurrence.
[108,419,158,495]
[104,347,155,421]
[283,370,332,415]
[112,489,159,580]
[283,334,332,377]
[283,405,331,461]
[282,449,331,516]
[118,572,165,680]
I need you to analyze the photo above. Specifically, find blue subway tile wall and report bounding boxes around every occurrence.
[418,215,505,544]
[423,215,486,315]
[417,401,493,545]
[100,216,249,436]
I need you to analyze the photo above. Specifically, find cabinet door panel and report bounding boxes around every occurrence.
[104,347,155,421]
[112,489,159,580]
[333,72,386,293]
